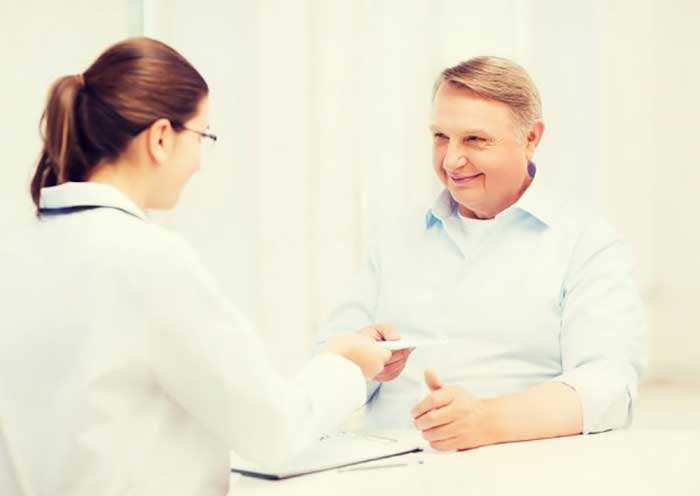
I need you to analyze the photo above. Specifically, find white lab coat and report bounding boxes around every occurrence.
[0,182,365,496]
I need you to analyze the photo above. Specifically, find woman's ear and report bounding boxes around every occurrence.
[525,119,545,160]
[145,118,174,166]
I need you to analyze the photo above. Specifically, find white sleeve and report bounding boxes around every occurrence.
[137,236,365,468]
[553,221,648,434]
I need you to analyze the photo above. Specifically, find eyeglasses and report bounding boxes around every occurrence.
[176,124,218,149]
[130,120,218,149]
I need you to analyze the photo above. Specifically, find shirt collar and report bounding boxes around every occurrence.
[39,182,147,221]
[507,171,560,227]
[426,169,560,229]
[425,189,456,228]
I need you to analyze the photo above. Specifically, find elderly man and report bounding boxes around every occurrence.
[318,56,647,451]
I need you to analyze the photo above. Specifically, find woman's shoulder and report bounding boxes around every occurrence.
[48,209,206,278]
[115,218,200,270]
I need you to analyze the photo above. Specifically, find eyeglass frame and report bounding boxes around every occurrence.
[172,122,218,146]
[130,120,217,146]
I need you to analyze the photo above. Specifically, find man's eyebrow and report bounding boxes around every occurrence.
[429,125,492,136]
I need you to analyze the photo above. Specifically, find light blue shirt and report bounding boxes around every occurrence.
[318,172,647,434]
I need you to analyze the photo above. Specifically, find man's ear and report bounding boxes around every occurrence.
[145,118,173,166]
[525,119,545,160]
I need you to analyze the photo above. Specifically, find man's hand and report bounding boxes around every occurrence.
[411,369,492,451]
[358,324,415,382]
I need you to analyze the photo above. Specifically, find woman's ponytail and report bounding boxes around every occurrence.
[31,74,90,210]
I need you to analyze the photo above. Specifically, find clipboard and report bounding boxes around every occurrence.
[230,432,423,480]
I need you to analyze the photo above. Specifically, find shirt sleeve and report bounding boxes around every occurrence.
[553,220,648,434]
[315,242,383,402]
[136,235,366,469]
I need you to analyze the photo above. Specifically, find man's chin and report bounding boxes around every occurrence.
[449,191,482,211]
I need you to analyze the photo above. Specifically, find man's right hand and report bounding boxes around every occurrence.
[358,324,415,382]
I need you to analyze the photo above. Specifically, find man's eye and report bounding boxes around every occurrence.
[466,136,485,142]
[433,133,448,141]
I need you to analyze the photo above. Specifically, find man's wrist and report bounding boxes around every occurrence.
[482,397,508,446]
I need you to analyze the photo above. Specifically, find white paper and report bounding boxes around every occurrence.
[377,339,447,351]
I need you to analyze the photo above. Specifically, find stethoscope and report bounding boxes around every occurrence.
[38,205,144,220]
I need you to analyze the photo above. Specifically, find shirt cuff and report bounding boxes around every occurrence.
[553,362,635,434]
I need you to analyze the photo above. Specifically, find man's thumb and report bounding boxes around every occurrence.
[424,368,443,391]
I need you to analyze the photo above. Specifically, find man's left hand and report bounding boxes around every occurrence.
[410,369,494,451]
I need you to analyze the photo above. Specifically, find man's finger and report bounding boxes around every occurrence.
[425,368,443,391]
[385,348,412,365]
[375,365,403,381]
[430,437,459,452]
[378,357,409,376]
[421,420,457,442]
[411,388,454,419]
[414,404,453,430]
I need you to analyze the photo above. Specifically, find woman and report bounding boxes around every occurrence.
[0,38,392,496]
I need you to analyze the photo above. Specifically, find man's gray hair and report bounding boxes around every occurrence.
[434,56,542,140]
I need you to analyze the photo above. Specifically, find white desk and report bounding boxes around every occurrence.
[230,429,700,495]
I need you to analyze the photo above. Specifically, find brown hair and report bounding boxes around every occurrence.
[434,56,542,139]
[31,37,208,211]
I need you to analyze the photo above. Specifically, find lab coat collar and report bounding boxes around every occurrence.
[39,182,148,221]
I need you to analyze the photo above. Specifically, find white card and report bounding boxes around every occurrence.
[377,339,446,351]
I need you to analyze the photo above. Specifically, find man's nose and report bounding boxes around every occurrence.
[444,153,468,172]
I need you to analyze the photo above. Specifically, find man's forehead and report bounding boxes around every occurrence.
[431,89,514,131]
